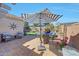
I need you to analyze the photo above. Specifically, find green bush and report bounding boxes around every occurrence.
[50,34,57,40]
[42,34,50,39]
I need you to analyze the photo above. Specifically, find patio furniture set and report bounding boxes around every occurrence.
[0,32,23,42]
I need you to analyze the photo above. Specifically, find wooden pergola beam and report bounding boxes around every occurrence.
[55,15,63,21]
[0,3,11,10]
[40,9,62,21]
[0,8,8,14]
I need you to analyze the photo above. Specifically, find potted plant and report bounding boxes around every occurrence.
[59,37,68,50]
[49,34,58,48]
[42,34,50,44]
[42,28,50,44]
[50,34,58,40]
[49,32,58,44]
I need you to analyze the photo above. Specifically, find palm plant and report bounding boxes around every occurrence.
[45,23,55,32]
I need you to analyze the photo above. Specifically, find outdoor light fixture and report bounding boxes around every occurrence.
[9,23,17,30]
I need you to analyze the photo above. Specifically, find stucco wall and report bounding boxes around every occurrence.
[67,24,79,37]
[67,24,79,50]
[59,23,79,50]
[59,24,79,38]
[0,16,24,35]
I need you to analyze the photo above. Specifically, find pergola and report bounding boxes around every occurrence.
[25,8,63,50]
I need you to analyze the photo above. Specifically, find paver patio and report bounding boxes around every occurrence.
[23,37,56,56]
[0,35,56,56]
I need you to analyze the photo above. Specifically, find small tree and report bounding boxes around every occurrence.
[45,23,55,32]
[33,23,39,27]
[24,22,31,35]
[55,25,60,32]
[32,23,39,32]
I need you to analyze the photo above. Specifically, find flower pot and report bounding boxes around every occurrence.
[49,40,63,56]
[43,38,49,44]
[42,34,49,44]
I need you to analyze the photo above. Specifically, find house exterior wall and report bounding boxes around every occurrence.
[59,24,79,37]
[59,23,79,50]
[67,24,79,50]
[58,25,64,33]
[59,23,79,38]
[58,24,66,37]
[0,15,24,35]
[66,24,79,37]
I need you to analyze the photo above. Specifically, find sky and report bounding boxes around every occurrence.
[5,3,79,23]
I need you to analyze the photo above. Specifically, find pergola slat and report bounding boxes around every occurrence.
[23,8,62,22]
[0,3,11,10]
[53,15,60,21]
[0,8,8,14]
[55,15,63,21]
